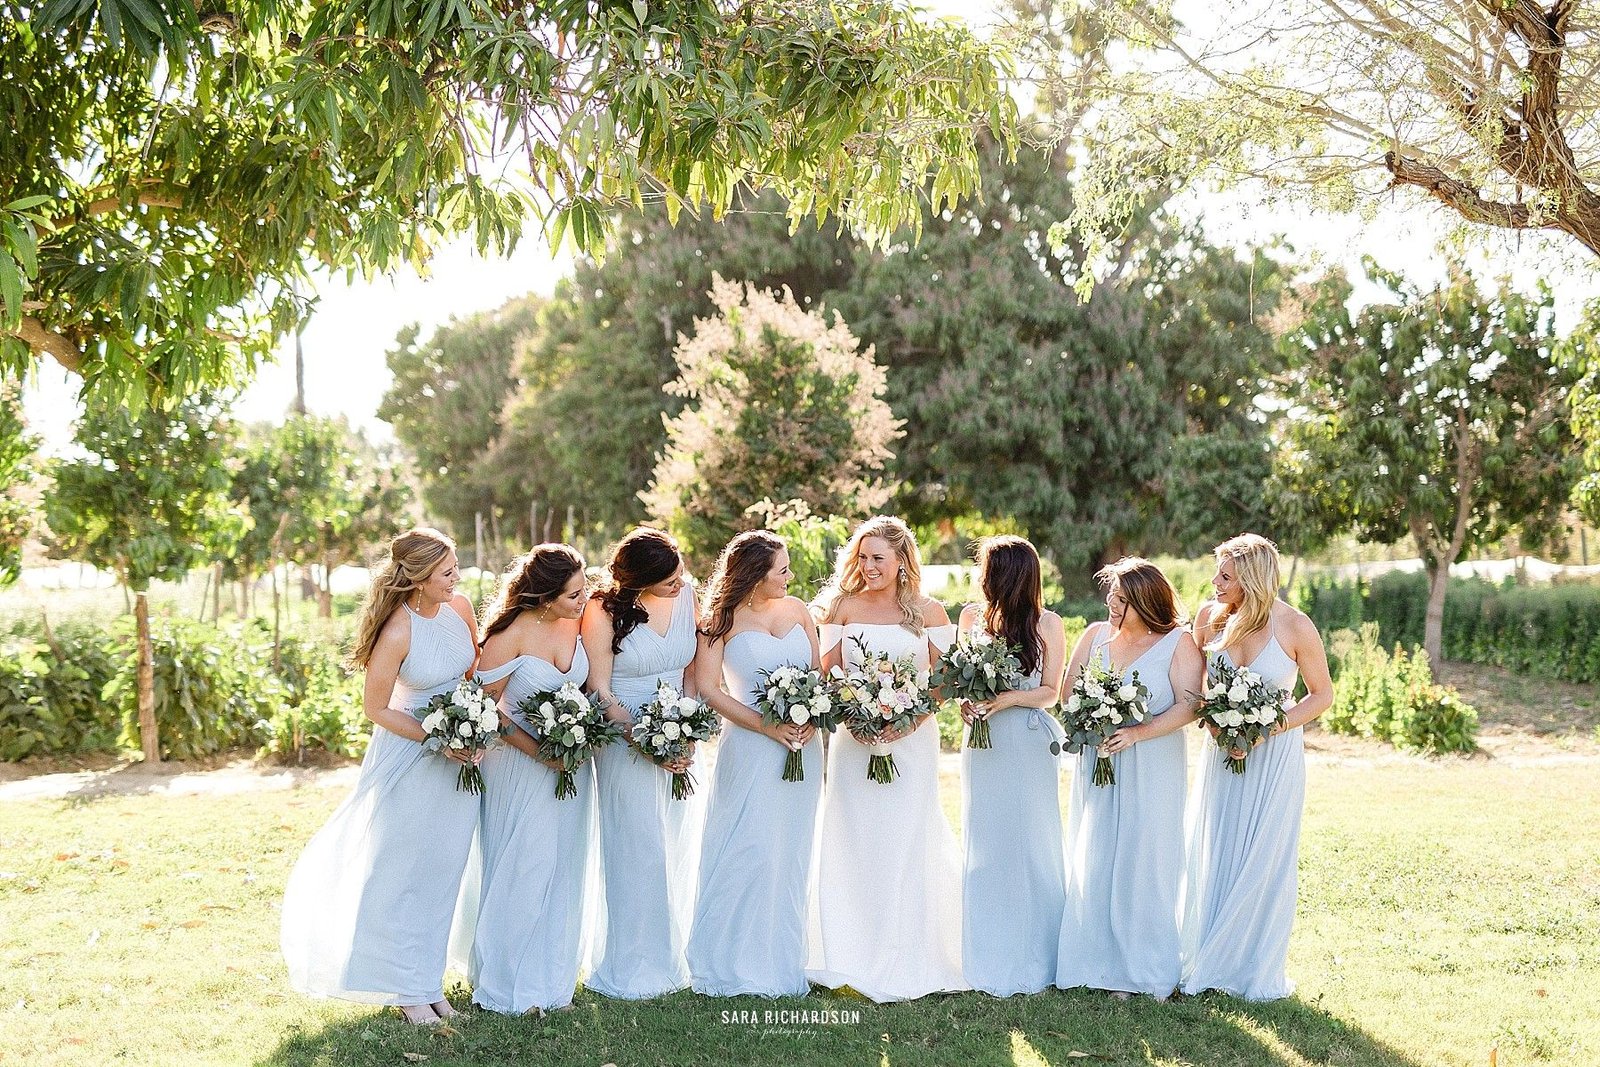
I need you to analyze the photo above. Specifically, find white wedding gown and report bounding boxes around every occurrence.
[806,621,967,1002]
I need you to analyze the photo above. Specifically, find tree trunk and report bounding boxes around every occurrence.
[319,552,334,618]
[135,590,160,763]
[212,563,222,622]
[1423,557,1448,677]
[1282,554,1300,598]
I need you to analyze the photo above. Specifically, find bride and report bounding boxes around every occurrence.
[807,515,967,1001]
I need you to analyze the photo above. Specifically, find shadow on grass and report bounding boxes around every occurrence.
[259,984,1425,1067]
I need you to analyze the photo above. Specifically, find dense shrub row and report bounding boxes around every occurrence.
[1297,571,1600,684]
[0,616,369,762]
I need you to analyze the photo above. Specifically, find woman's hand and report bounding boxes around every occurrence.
[663,741,696,774]
[1100,724,1142,755]
[1200,720,1220,739]
[444,746,482,766]
[960,699,992,725]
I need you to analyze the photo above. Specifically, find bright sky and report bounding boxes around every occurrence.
[20,0,1600,453]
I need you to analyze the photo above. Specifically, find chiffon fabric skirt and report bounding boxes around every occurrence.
[588,738,706,999]
[687,726,822,996]
[1180,726,1305,1001]
[961,706,1066,996]
[281,726,478,1004]
[448,745,600,1013]
[1055,729,1187,996]
[807,720,967,1002]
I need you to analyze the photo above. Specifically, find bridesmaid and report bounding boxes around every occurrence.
[1181,533,1332,1001]
[1056,557,1203,999]
[687,531,822,996]
[581,527,703,1000]
[807,515,967,1002]
[281,528,478,1025]
[463,544,597,1014]
[958,535,1068,997]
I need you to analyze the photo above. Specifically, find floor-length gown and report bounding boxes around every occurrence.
[961,656,1065,996]
[587,589,704,999]
[456,640,599,1013]
[1180,626,1303,1000]
[807,621,967,1002]
[1056,625,1188,996]
[281,603,477,1005]
[687,624,823,996]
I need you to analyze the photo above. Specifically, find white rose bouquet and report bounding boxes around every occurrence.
[830,635,933,785]
[1057,659,1150,787]
[632,681,721,800]
[1196,659,1289,775]
[930,627,1026,750]
[515,682,626,799]
[419,679,502,794]
[753,663,838,783]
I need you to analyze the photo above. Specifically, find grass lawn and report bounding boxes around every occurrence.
[2,744,1596,1067]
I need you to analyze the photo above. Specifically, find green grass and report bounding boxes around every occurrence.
[2,757,1596,1066]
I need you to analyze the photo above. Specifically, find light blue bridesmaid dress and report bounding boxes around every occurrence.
[1056,625,1188,996]
[587,588,704,1000]
[961,654,1066,996]
[1180,625,1303,1001]
[458,638,599,1014]
[281,603,477,1005]
[687,623,822,997]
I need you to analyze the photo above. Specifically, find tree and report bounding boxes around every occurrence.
[44,397,245,761]
[1030,1,1600,281]
[1,0,1011,404]
[379,297,543,550]
[643,276,899,561]
[1566,300,1600,528]
[1282,262,1578,672]
[0,382,35,585]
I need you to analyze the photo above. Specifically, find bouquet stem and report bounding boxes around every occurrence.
[457,763,485,795]
[1224,754,1248,775]
[1091,754,1116,787]
[554,768,577,799]
[967,717,992,750]
[670,769,696,800]
[866,753,898,784]
[782,749,805,783]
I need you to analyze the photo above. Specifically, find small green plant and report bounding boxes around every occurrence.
[1327,623,1478,753]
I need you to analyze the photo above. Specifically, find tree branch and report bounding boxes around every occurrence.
[11,315,85,373]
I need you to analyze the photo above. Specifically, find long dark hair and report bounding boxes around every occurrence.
[593,528,682,654]
[1095,556,1182,634]
[977,535,1044,677]
[479,544,586,646]
[700,531,784,642]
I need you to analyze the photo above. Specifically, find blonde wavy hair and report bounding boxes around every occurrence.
[349,528,456,669]
[1206,533,1281,655]
[814,515,924,633]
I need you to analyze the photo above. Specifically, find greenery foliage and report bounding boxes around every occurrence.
[1325,624,1478,754]
[1301,570,1600,686]
[644,277,899,561]
[0,381,34,585]
[0,620,121,760]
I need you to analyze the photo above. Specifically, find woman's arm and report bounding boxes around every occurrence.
[1281,609,1334,731]
[361,615,426,742]
[580,600,630,728]
[450,594,480,678]
[694,630,804,750]
[1104,631,1204,753]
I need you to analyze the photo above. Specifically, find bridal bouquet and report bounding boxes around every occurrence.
[1196,659,1289,775]
[753,663,838,783]
[930,627,1026,750]
[516,682,626,798]
[633,681,721,799]
[1057,660,1149,787]
[419,679,502,794]
[830,636,933,784]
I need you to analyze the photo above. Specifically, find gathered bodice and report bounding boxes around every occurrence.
[822,621,955,672]
[1218,626,1299,696]
[389,603,476,715]
[723,624,813,706]
[1091,625,1184,716]
[610,588,697,713]
[475,637,590,734]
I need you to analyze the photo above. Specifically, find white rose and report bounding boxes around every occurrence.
[662,720,682,741]
[789,706,808,725]
[458,721,475,737]
[421,711,444,734]
[983,663,996,677]
[1117,684,1137,701]
[479,710,499,731]
[1086,682,1104,699]
[878,685,896,705]
[916,670,931,689]
[811,694,831,713]
[539,701,555,717]
[1227,684,1250,704]
[544,716,557,733]
[571,725,586,745]
[448,737,465,750]
[1066,694,1081,713]
[1225,710,1246,728]
[767,687,780,702]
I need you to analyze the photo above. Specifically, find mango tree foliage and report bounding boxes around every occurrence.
[0,383,36,585]
[1282,263,1578,672]
[642,275,899,561]
[0,0,1012,404]
[1030,0,1600,286]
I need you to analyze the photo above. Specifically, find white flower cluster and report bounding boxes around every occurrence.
[759,664,832,725]
[932,627,1025,702]
[830,641,930,730]
[1201,667,1282,727]
[634,681,721,757]
[420,680,501,751]
[534,681,597,747]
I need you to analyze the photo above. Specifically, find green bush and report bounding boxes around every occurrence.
[1326,623,1478,753]
[0,622,122,760]
[258,631,370,763]
[1300,571,1600,684]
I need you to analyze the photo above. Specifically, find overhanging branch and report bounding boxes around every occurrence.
[11,315,85,374]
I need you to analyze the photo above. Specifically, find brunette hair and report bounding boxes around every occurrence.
[592,527,682,654]
[700,531,785,642]
[1207,533,1281,653]
[1095,556,1182,635]
[814,515,924,632]
[975,536,1044,677]
[349,528,455,668]
[478,543,586,645]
